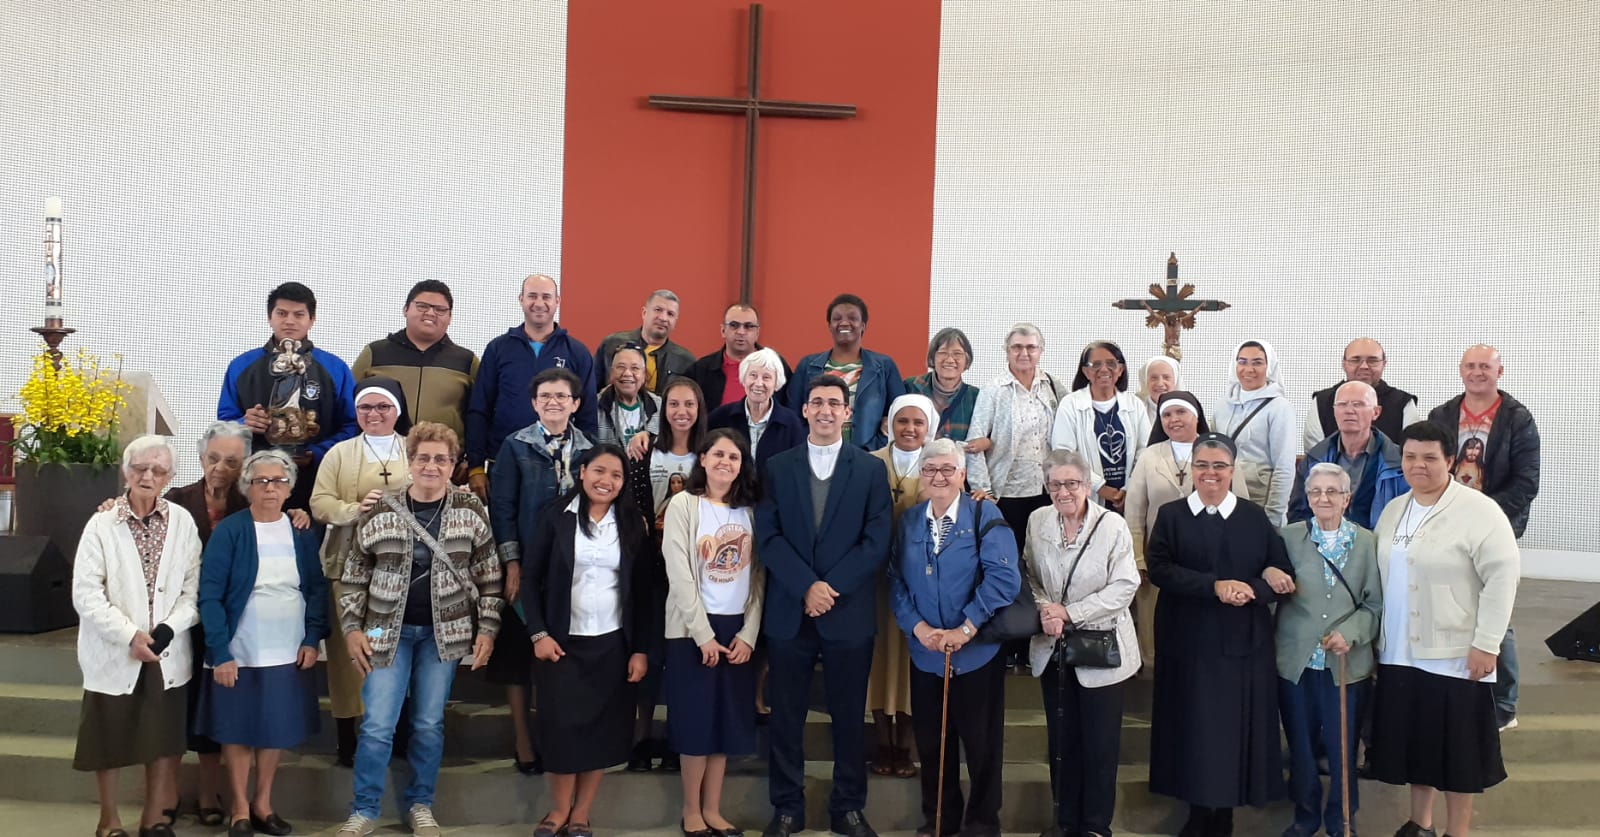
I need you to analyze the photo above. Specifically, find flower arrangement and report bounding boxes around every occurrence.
[11,347,130,466]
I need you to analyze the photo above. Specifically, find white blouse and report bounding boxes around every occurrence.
[568,499,623,637]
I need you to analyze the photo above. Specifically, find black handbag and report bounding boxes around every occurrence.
[970,517,1035,643]
[1051,515,1122,669]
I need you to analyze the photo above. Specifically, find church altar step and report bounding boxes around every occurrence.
[0,734,1592,832]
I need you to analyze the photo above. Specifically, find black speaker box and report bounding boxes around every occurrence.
[0,535,77,634]
[1545,601,1600,663]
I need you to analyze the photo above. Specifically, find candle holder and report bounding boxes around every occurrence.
[30,323,76,370]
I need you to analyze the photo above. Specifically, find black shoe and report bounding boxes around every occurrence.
[138,825,176,837]
[626,739,654,772]
[515,748,545,775]
[762,815,802,837]
[712,826,746,837]
[1204,807,1234,837]
[659,748,681,772]
[227,820,253,837]
[830,811,878,837]
[683,821,716,837]
[1393,823,1437,837]
[249,810,292,836]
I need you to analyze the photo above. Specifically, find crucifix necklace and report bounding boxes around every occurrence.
[364,436,400,486]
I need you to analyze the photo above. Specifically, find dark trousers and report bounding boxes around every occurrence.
[1041,662,1123,837]
[1492,624,1519,724]
[766,619,874,821]
[995,493,1048,554]
[1279,669,1369,837]
[908,655,1007,836]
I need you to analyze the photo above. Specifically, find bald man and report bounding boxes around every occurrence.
[1428,344,1540,731]
[1303,338,1420,453]
[1287,380,1407,528]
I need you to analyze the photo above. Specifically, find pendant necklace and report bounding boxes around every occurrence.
[364,435,399,485]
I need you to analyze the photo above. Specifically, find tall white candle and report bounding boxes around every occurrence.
[45,196,62,219]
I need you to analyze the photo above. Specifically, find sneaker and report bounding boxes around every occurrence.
[1498,716,1518,732]
[408,804,441,837]
[336,813,376,837]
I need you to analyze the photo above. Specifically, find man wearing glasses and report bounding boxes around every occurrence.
[687,302,793,407]
[756,375,894,837]
[1303,338,1420,453]
[1287,381,1408,528]
[352,280,480,457]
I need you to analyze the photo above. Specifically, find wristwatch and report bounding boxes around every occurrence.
[959,623,974,638]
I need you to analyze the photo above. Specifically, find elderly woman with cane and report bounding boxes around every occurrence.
[1276,463,1382,837]
[1024,450,1141,837]
[889,438,1020,837]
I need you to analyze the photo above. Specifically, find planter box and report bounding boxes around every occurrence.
[12,462,122,564]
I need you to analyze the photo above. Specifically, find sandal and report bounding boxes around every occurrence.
[892,746,919,778]
[870,742,896,777]
[534,814,569,837]
[197,794,226,827]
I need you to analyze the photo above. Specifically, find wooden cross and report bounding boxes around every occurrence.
[647,3,857,304]
[1111,253,1231,361]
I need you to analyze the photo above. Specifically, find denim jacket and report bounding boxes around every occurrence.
[487,424,594,564]
[785,348,905,450]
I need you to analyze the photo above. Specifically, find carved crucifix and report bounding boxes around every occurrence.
[1112,253,1231,361]
[647,3,857,304]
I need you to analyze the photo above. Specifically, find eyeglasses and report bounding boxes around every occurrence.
[128,464,171,478]
[536,393,574,403]
[920,465,961,479]
[1344,356,1384,367]
[611,363,645,375]
[933,348,968,361]
[1306,488,1349,498]
[1008,344,1042,354]
[724,321,759,331]
[1192,461,1233,472]
[356,403,396,415]
[1045,479,1086,493]
[1083,360,1122,371]
[1331,400,1371,410]
[1235,358,1268,368]
[249,477,291,488]
[409,454,455,467]
[410,301,452,315]
[806,398,848,410]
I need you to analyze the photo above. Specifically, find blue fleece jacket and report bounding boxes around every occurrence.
[465,323,599,468]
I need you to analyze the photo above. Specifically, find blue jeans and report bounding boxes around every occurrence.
[1279,669,1370,836]
[350,625,459,819]
[1492,625,1519,723]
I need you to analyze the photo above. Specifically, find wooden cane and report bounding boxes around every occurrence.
[934,648,953,837]
[1339,651,1352,834]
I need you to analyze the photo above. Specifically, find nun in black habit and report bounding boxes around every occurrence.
[1145,433,1295,837]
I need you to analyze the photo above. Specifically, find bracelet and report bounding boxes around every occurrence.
[469,466,487,478]
[529,631,550,644]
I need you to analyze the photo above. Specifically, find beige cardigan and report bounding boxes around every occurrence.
[662,491,765,648]
[1374,481,1520,659]
[310,434,410,578]
[1124,441,1251,569]
[1022,501,1142,687]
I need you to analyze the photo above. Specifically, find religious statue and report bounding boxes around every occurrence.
[265,338,321,451]
[1112,253,1231,361]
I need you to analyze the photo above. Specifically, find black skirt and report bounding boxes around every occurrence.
[665,613,757,757]
[535,630,635,773]
[483,606,534,686]
[1370,664,1506,793]
[186,624,219,754]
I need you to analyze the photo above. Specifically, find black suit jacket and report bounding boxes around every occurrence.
[755,444,893,641]
[522,500,658,654]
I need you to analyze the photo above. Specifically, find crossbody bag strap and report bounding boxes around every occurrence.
[1305,521,1358,632]
[1227,396,1274,439]
[1057,513,1107,604]
[386,494,479,604]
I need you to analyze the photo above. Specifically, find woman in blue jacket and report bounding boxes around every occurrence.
[197,450,328,837]
[889,438,1020,837]
[785,294,905,450]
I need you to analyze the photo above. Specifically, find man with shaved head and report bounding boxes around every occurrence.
[1288,380,1407,527]
[1429,344,1541,732]
[1303,338,1420,453]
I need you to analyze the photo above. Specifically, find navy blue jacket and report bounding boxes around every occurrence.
[707,401,807,474]
[784,348,906,450]
[198,509,329,667]
[755,444,893,641]
[889,494,1020,675]
[488,424,595,565]
[465,324,599,468]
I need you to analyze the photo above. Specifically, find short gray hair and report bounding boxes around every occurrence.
[647,289,680,305]
[199,420,252,456]
[1306,462,1353,493]
[122,435,175,472]
[917,438,966,470]
[238,449,298,494]
[1005,323,1044,351]
[1041,449,1091,482]
[739,347,787,392]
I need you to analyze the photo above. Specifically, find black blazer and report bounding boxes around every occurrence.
[755,444,893,642]
[522,500,658,654]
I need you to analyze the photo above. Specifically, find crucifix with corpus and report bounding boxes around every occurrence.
[1112,253,1231,361]
[647,3,857,304]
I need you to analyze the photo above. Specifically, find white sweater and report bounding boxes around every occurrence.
[72,507,202,695]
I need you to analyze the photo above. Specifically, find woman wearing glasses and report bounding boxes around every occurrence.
[889,438,1020,837]
[334,422,502,837]
[902,328,980,443]
[966,323,1067,552]
[1049,340,1152,514]
[1211,340,1298,526]
[196,450,329,837]
[1023,450,1140,837]
[310,377,412,766]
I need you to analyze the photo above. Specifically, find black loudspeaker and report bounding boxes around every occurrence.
[1546,602,1600,664]
[0,535,76,634]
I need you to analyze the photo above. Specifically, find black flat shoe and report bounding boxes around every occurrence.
[683,821,716,837]
[533,814,568,837]
[138,825,175,837]
[658,748,681,772]
[514,749,545,775]
[762,815,801,837]
[626,739,654,772]
[228,819,253,837]
[197,794,227,827]
[830,811,878,837]
[712,827,745,837]
[250,809,292,836]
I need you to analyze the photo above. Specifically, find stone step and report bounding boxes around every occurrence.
[0,733,1590,831]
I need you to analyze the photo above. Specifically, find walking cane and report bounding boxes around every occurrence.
[1338,652,1352,835]
[934,648,953,837]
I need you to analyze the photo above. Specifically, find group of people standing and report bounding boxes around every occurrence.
[66,275,1538,837]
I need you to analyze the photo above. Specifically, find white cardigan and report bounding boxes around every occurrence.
[1048,389,1152,494]
[72,506,202,695]
[1022,502,1142,687]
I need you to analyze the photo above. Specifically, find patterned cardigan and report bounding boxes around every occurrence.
[339,490,504,667]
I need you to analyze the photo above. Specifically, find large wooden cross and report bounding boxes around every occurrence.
[647,3,857,304]
[1112,253,1231,361]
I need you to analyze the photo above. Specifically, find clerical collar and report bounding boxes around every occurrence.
[807,438,843,458]
[1187,491,1238,519]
